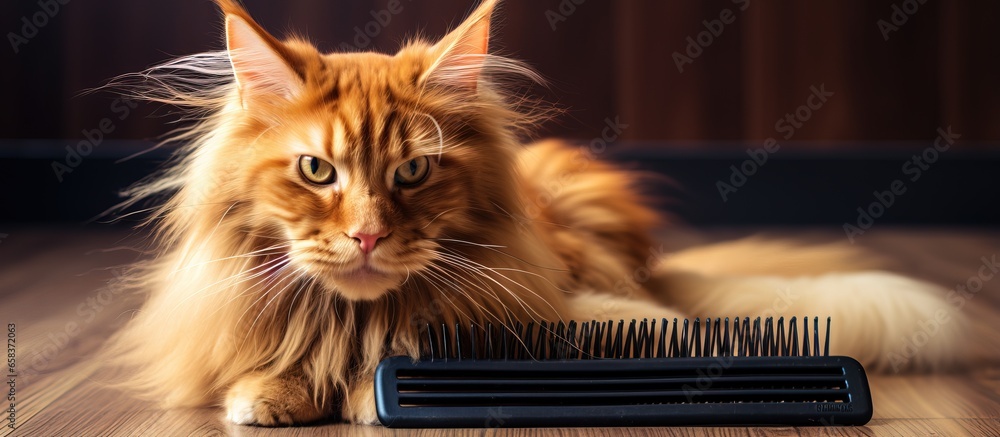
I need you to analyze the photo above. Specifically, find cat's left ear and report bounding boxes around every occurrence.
[422,0,497,90]
[219,1,303,107]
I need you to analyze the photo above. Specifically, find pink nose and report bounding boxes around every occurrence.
[350,230,388,254]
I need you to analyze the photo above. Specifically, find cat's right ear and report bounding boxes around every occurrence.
[219,2,302,108]
[421,0,497,91]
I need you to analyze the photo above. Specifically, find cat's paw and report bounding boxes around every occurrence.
[224,372,328,426]
[343,380,380,425]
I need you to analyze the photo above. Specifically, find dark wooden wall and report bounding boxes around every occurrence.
[2,0,998,149]
[616,1,1000,145]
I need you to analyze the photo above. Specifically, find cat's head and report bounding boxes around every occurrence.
[197,0,538,301]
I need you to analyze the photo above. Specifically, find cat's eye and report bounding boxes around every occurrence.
[298,156,336,185]
[394,156,430,187]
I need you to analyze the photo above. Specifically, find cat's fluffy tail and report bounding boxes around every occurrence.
[518,140,967,372]
[517,140,661,295]
[659,237,886,276]
[654,239,968,373]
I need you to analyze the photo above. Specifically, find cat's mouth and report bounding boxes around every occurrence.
[343,264,390,281]
[298,254,404,301]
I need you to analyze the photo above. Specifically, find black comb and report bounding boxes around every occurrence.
[375,317,872,428]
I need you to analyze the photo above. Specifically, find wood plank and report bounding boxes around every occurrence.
[1,227,999,436]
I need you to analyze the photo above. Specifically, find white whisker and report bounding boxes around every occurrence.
[168,254,293,314]
[237,265,307,353]
[434,237,568,272]
[168,243,292,275]
[412,111,446,164]
[431,251,552,324]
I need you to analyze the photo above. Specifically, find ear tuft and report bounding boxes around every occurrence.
[222,5,301,106]
[422,0,498,90]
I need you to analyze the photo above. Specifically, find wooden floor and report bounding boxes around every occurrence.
[2,226,999,436]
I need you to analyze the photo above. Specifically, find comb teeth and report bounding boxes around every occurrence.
[380,316,872,428]
[421,317,830,361]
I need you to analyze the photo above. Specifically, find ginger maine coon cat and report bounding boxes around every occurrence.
[107,0,965,426]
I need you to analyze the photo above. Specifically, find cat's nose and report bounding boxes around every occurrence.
[349,229,389,254]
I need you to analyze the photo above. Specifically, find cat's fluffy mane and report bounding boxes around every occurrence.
[102,0,658,419]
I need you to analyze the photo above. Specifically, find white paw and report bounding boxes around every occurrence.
[223,374,327,426]
[225,395,258,425]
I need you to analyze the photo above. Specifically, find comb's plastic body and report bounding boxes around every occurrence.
[376,355,872,427]
[374,317,873,428]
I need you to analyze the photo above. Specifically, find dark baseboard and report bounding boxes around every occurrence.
[2,140,998,228]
